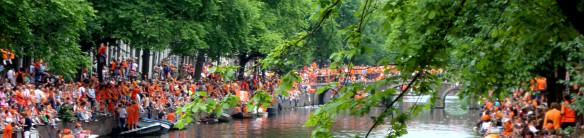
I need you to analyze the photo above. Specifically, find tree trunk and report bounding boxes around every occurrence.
[545,66,567,105]
[237,55,250,80]
[142,48,150,80]
[194,52,205,81]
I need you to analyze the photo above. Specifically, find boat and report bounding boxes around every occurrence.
[200,113,232,124]
[218,114,232,123]
[140,118,176,130]
[256,112,268,117]
[266,107,277,115]
[231,112,254,119]
[200,118,219,124]
[119,121,170,136]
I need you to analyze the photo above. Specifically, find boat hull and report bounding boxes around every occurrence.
[119,121,169,136]
[140,118,176,130]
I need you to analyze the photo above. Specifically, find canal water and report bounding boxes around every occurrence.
[146,96,479,138]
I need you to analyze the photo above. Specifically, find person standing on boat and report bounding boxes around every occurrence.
[127,101,139,130]
[117,104,127,129]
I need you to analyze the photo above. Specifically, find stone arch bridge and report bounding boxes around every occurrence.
[275,81,478,109]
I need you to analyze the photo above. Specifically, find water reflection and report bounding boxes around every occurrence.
[142,96,477,138]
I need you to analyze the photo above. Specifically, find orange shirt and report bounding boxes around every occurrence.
[544,123,554,130]
[132,88,140,100]
[311,62,317,69]
[132,104,140,117]
[1,50,7,59]
[535,77,546,90]
[208,85,214,94]
[544,109,562,129]
[502,121,513,136]
[3,123,12,138]
[174,90,181,96]
[98,45,107,55]
[190,85,196,94]
[126,107,134,123]
[532,100,538,107]
[561,102,576,123]
[110,62,116,70]
[223,84,230,94]
[122,61,128,68]
[485,101,493,109]
[167,112,176,122]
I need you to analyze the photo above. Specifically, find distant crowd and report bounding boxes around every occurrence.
[479,78,581,138]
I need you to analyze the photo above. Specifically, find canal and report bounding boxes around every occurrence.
[144,96,479,138]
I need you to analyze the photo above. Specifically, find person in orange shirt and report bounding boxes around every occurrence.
[1,49,9,65]
[167,112,176,123]
[531,99,538,107]
[311,62,317,70]
[110,60,117,76]
[126,103,135,129]
[544,103,562,130]
[561,95,576,129]
[502,120,513,137]
[131,102,140,129]
[3,122,13,138]
[482,99,493,110]
[62,128,74,138]
[98,44,107,55]
[535,77,546,91]
[131,87,140,100]
[190,84,196,95]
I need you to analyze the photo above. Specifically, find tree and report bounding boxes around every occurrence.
[265,0,584,137]
[0,0,95,79]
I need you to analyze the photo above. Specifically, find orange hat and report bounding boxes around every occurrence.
[63,129,71,134]
[481,115,490,121]
[545,123,553,129]
[75,123,81,127]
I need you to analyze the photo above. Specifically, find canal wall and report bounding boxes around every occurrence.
[12,115,115,138]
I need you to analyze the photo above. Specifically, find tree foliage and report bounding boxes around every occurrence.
[0,0,94,79]
[264,0,584,137]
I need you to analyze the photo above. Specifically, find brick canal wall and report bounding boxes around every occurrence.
[13,115,115,138]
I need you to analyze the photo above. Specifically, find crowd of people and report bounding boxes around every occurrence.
[478,79,581,138]
[0,46,437,138]
[0,55,290,138]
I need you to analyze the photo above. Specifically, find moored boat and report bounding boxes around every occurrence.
[266,107,277,115]
[218,114,232,123]
[119,121,170,136]
[231,112,254,119]
[140,118,176,130]
[256,112,268,117]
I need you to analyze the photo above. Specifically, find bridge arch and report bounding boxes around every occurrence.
[432,83,479,109]
[433,83,458,109]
